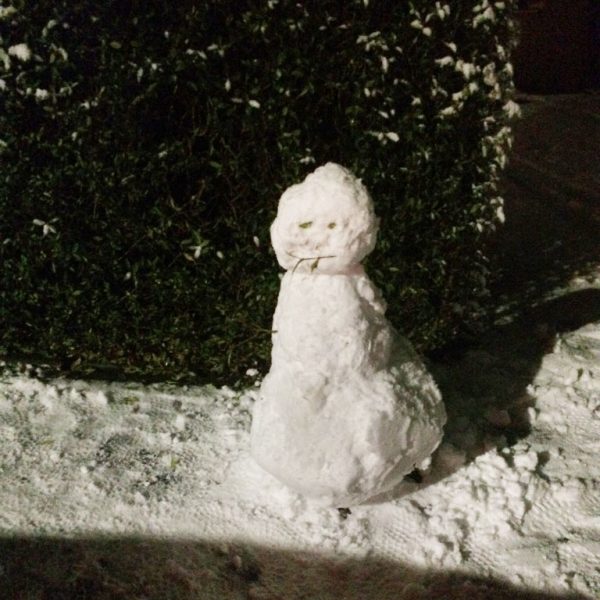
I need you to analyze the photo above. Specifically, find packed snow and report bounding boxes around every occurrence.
[269,163,379,274]
[252,164,446,506]
[1,277,599,597]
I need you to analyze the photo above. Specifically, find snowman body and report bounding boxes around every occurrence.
[250,163,446,506]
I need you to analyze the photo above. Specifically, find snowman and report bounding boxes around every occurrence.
[250,163,446,507]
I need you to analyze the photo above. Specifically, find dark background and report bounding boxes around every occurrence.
[514,0,599,93]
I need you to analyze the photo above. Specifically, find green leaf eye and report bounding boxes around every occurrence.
[327,222,336,229]
[299,221,313,229]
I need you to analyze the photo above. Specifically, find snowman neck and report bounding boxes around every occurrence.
[287,263,365,277]
[341,263,365,277]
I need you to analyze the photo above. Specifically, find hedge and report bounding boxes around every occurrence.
[0,0,517,384]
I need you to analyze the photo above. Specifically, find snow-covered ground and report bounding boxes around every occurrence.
[1,275,599,599]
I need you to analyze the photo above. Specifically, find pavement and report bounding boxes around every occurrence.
[492,91,600,317]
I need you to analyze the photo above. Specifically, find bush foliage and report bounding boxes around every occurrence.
[0,0,516,384]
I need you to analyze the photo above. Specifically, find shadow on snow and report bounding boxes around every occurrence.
[0,534,589,600]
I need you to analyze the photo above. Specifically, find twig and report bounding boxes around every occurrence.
[286,251,336,275]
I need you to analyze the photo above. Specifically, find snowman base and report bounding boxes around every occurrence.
[250,340,445,508]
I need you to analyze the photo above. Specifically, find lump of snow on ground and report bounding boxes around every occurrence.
[1,318,599,599]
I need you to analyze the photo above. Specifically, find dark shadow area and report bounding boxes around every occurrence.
[513,1,597,93]
[0,535,589,600]
[489,92,600,323]
[0,356,210,389]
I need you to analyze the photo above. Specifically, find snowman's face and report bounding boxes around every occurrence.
[271,164,379,273]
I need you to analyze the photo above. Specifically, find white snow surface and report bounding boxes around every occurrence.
[1,316,600,598]
[252,163,446,506]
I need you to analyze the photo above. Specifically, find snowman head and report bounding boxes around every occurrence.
[271,163,379,274]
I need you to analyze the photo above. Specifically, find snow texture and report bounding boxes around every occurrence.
[1,305,600,598]
[251,163,446,506]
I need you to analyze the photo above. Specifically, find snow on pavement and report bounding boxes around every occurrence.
[0,317,599,598]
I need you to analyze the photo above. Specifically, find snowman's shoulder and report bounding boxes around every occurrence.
[353,273,387,315]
